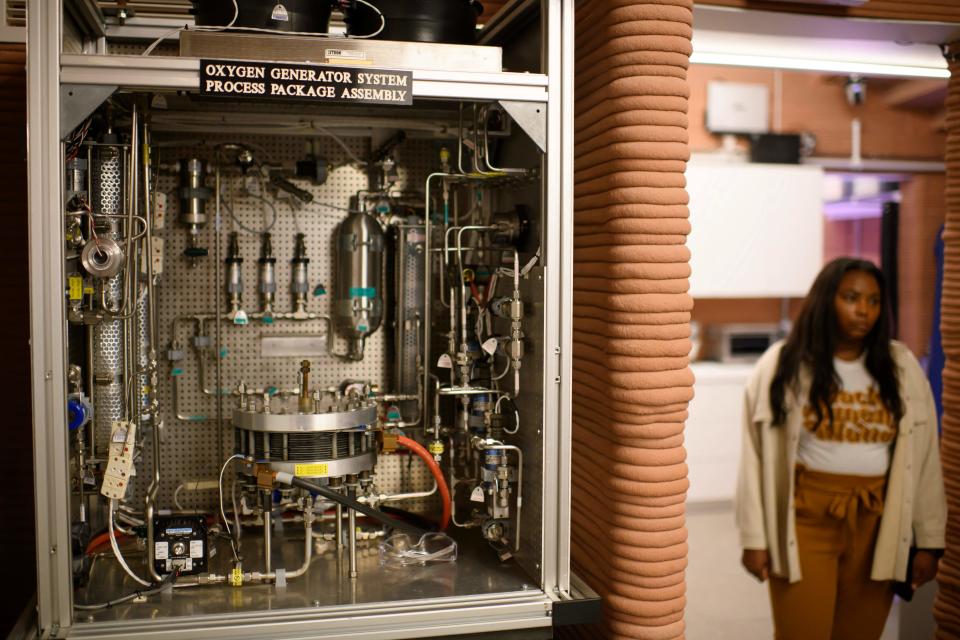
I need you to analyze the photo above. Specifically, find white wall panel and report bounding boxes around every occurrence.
[687,159,824,298]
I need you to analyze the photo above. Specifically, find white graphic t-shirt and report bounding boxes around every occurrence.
[796,356,896,476]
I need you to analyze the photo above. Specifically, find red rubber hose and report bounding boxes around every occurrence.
[85,530,127,556]
[396,435,451,531]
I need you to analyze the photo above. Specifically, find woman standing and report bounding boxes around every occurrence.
[736,257,946,639]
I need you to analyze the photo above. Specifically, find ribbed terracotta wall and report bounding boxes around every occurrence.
[935,53,960,639]
[569,1,693,638]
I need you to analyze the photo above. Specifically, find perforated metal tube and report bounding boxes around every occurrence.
[91,146,125,451]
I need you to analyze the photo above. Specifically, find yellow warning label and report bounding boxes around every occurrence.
[294,463,329,477]
[68,276,83,301]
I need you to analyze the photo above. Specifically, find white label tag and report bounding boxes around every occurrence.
[482,338,499,355]
[470,486,485,503]
[326,49,366,60]
[190,540,204,559]
[154,542,169,560]
[112,427,128,443]
[437,353,453,369]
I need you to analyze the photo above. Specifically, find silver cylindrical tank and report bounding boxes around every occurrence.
[179,158,209,236]
[335,211,384,357]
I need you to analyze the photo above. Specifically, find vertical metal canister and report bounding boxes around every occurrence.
[335,211,384,359]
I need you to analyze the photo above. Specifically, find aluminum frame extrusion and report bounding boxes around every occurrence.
[28,0,74,636]
[29,0,577,636]
[59,54,550,103]
[64,594,553,640]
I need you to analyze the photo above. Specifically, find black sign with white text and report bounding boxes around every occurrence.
[199,59,413,106]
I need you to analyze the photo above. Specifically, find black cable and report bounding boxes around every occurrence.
[73,571,178,611]
[380,505,439,532]
[288,477,425,536]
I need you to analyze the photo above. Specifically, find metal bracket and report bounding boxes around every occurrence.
[63,0,106,39]
[499,100,546,153]
[550,572,602,628]
[60,84,116,139]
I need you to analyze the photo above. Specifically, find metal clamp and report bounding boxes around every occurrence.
[80,237,125,279]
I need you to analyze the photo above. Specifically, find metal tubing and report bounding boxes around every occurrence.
[215,163,224,474]
[480,104,527,175]
[483,443,523,552]
[358,481,438,505]
[448,434,476,529]
[285,477,423,536]
[348,484,358,580]
[511,248,521,397]
[285,511,314,579]
[423,172,458,437]
[263,492,272,574]
[335,503,343,551]
[86,329,96,460]
[455,226,496,366]
[142,115,159,424]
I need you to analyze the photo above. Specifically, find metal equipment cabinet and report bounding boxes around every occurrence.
[26,1,587,638]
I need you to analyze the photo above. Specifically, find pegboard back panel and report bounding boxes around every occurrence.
[141,132,439,514]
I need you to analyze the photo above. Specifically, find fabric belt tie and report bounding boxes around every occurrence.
[797,465,886,537]
[827,486,885,535]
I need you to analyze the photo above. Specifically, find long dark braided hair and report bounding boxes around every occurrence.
[769,257,902,429]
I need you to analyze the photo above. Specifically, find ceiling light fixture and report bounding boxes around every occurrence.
[689,51,949,79]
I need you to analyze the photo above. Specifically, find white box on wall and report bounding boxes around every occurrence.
[706,81,769,134]
[686,159,824,298]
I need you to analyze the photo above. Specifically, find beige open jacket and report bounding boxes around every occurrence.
[734,340,946,583]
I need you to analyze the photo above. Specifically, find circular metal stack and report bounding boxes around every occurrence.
[234,395,378,479]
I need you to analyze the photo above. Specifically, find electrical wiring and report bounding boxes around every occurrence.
[222,181,278,234]
[491,353,511,381]
[312,126,367,166]
[74,571,178,611]
[495,396,520,435]
[219,454,246,537]
[108,499,151,587]
[173,484,186,511]
[497,248,541,278]
[142,0,385,57]
[65,118,92,161]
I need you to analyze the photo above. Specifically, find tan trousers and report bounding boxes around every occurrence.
[769,467,894,640]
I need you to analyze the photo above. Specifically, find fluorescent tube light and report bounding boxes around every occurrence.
[689,51,949,79]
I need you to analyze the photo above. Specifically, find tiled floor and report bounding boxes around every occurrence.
[685,503,774,639]
[684,502,937,640]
